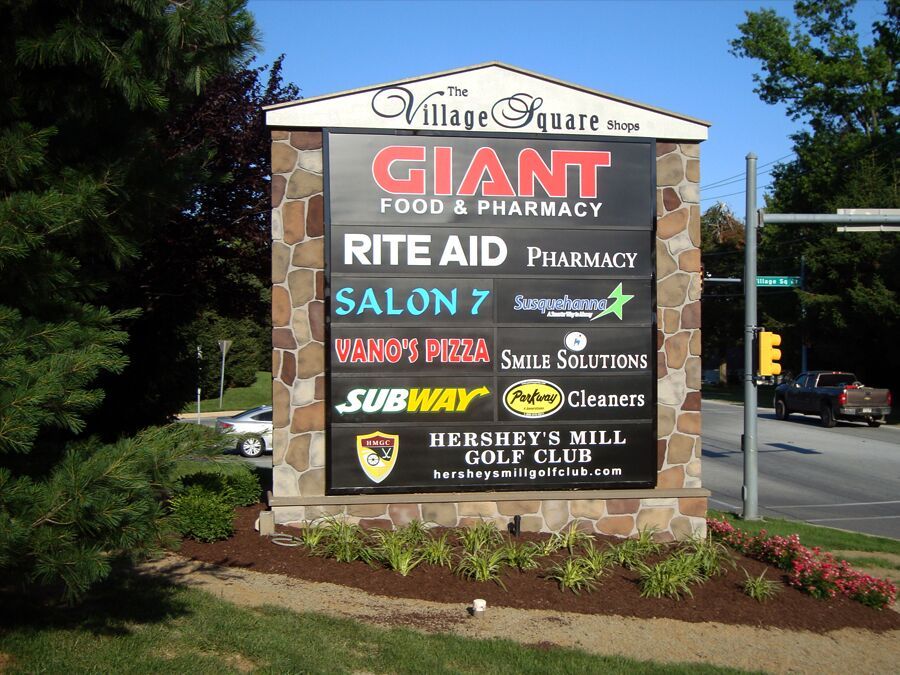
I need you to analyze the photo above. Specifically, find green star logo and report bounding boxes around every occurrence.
[590,283,633,321]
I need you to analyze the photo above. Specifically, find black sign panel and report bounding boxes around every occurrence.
[331,376,495,423]
[326,131,656,494]
[495,278,652,325]
[329,423,656,494]
[332,277,494,325]
[328,134,654,229]
[496,326,652,374]
[332,326,495,374]
[332,226,653,277]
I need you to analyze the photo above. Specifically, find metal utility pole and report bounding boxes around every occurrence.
[218,340,232,409]
[742,153,760,520]
[196,345,203,424]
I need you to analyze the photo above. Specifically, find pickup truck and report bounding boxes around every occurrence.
[774,371,892,428]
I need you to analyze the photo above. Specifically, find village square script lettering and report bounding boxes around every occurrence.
[326,131,656,494]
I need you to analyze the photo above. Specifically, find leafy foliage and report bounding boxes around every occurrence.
[176,465,261,507]
[610,528,663,568]
[320,518,373,564]
[0,424,224,601]
[456,521,504,554]
[742,568,782,602]
[0,0,259,601]
[456,548,509,588]
[500,540,543,572]
[371,530,423,576]
[419,532,454,568]
[731,0,899,383]
[635,553,704,600]
[170,486,235,543]
[545,558,597,594]
[549,522,593,555]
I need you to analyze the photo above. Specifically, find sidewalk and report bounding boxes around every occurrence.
[176,410,243,420]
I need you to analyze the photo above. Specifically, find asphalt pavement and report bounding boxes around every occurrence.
[701,399,900,539]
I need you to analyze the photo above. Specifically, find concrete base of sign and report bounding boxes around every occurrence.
[267,488,710,540]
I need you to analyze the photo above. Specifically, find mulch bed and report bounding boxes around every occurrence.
[176,505,900,633]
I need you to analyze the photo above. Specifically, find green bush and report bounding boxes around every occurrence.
[170,487,235,542]
[176,466,261,507]
[222,470,262,506]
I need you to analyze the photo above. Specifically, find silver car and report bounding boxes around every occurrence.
[215,405,273,458]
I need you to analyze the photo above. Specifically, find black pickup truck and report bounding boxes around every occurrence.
[774,371,892,428]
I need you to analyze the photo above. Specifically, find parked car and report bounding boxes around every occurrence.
[773,372,892,428]
[215,405,273,457]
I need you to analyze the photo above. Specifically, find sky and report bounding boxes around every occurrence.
[247,0,886,220]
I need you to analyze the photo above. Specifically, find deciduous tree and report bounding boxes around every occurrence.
[731,0,899,384]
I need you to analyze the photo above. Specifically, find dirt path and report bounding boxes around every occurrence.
[144,554,900,675]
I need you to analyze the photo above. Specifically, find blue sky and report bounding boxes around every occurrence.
[248,0,886,220]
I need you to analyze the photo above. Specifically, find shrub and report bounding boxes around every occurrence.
[297,523,329,552]
[170,486,235,542]
[420,533,454,568]
[456,548,508,588]
[175,466,260,508]
[456,521,503,554]
[742,568,781,602]
[396,520,430,546]
[610,527,662,568]
[372,530,423,576]
[546,558,596,594]
[550,522,593,555]
[636,552,704,600]
[501,541,542,571]
[578,540,616,579]
[708,517,897,609]
[681,535,735,579]
[320,518,372,563]
[222,469,262,506]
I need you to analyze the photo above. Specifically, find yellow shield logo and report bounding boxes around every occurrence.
[356,431,399,483]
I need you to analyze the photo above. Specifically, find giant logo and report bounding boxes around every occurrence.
[335,387,490,414]
[356,431,398,483]
[371,144,611,198]
[502,380,563,418]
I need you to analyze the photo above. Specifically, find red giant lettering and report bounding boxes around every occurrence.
[371,145,612,198]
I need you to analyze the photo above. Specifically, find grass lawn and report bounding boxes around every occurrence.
[0,573,750,675]
[183,371,272,413]
[708,509,900,556]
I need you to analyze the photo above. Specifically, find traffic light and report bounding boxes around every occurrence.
[758,331,782,376]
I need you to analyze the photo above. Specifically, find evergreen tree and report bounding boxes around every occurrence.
[0,0,256,600]
[731,0,899,384]
[91,58,300,432]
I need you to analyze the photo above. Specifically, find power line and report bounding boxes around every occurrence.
[702,152,796,191]
[702,182,773,202]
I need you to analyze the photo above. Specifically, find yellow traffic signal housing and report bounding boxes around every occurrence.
[759,331,782,376]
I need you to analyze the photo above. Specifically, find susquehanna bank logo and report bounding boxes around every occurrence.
[512,282,634,320]
[356,431,399,483]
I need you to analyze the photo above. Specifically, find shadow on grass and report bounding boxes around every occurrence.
[0,562,192,637]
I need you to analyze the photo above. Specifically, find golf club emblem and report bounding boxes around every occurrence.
[356,431,399,483]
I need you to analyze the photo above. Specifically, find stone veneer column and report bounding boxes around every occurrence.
[647,141,706,540]
[268,133,707,539]
[270,130,329,523]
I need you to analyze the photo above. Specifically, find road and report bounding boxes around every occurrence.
[702,399,900,539]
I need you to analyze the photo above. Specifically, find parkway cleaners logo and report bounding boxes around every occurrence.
[512,283,634,321]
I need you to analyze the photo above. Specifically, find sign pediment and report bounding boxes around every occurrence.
[265,62,708,141]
